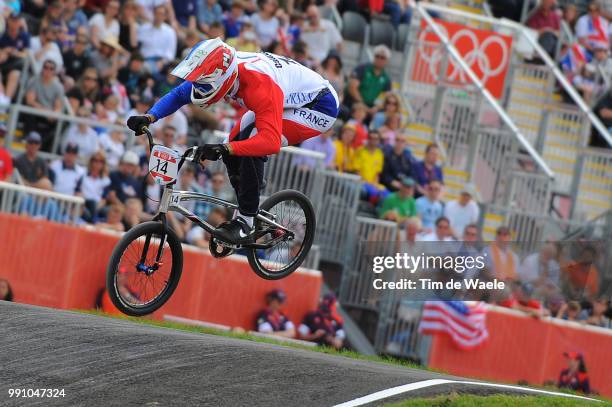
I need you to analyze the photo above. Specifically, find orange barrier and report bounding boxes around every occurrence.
[428,306,612,398]
[0,213,322,330]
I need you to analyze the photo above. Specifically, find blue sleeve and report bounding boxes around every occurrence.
[148,81,193,120]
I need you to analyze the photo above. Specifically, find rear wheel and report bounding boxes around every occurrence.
[106,221,183,316]
[247,190,316,280]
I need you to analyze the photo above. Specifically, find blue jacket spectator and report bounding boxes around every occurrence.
[413,143,444,196]
[380,134,415,191]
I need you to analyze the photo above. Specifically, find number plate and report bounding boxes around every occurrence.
[149,145,180,185]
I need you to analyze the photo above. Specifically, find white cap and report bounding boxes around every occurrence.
[121,151,140,166]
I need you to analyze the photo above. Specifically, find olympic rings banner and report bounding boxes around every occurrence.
[414,19,513,99]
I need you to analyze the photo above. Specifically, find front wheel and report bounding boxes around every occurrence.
[106,221,183,316]
[247,190,316,280]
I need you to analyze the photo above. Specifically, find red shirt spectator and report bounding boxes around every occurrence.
[0,145,13,181]
[558,351,590,394]
[298,293,345,349]
[526,0,561,32]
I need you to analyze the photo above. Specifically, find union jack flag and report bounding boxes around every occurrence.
[418,301,489,350]
[560,43,590,74]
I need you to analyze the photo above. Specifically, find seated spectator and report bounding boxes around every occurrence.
[572,63,600,104]
[556,300,584,321]
[591,86,612,147]
[300,5,343,64]
[575,0,609,54]
[413,143,444,196]
[319,51,345,107]
[226,21,261,52]
[103,151,143,205]
[371,93,402,130]
[186,207,229,248]
[118,53,147,102]
[333,124,359,173]
[95,202,125,232]
[198,0,224,34]
[561,245,600,300]
[78,67,102,108]
[458,224,483,281]
[298,293,345,349]
[30,26,64,74]
[499,281,547,318]
[290,40,316,69]
[483,226,519,282]
[18,177,64,221]
[123,197,146,231]
[90,36,125,81]
[380,133,415,192]
[99,129,126,168]
[150,110,189,147]
[24,59,65,150]
[378,112,403,146]
[519,242,561,295]
[118,1,140,52]
[81,151,111,222]
[443,184,480,238]
[295,129,336,169]
[415,179,444,231]
[562,4,578,34]
[526,0,561,56]
[418,216,455,242]
[347,102,369,148]
[40,1,67,41]
[62,106,100,159]
[583,297,612,328]
[13,132,49,188]
[0,13,29,101]
[356,130,385,202]
[255,289,296,338]
[346,45,392,114]
[0,278,13,301]
[379,176,416,223]
[89,0,120,49]
[63,0,89,40]
[0,127,13,181]
[400,216,422,248]
[49,143,86,196]
[62,30,93,84]
[138,5,177,77]
[383,0,412,28]
[199,171,235,218]
[223,1,250,39]
[250,0,280,49]
[558,352,590,394]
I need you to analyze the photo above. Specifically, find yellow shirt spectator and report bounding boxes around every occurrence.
[355,146,384,184]
[333,124,359,173]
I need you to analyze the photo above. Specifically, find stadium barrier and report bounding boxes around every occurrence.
[427,305,612,398]
[0,212,322,330]
[0,180,84,224]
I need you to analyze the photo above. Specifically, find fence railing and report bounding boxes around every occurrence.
[571,148,612,222]
[0,181,84,224]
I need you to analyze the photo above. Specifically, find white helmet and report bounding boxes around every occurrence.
[171,38,238,108]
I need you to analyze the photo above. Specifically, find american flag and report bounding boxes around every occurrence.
[418,301,488,350]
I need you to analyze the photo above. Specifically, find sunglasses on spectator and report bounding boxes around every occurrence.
[386,100,398,105]
[375,54,388,60]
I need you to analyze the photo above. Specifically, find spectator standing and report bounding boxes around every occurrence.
[575,0,610,53]
[81,151,111,222]
[380,133,414,192]
[415,179,444,231]
[444,184,480,238]
[379,176,416,223]
[13,132,49,187]
[138,5,178,76]
[250,0,280,49]
[300,5,343,64]
[0,13,29,101]
[24,59,65,151]
[89,0,120,49]
[526,0,561,56]
[346,45,391,112]
[0,278,13,301]
[558,352,590,394]
[484,226,519,282]
[255,289,296,338]
[197,0,223,34]
[49,143,86,196]
[333,124,358,173]
[413,143,444,196]
[103,151,143,205]
[298,293,345,349]
[295,129,336,169]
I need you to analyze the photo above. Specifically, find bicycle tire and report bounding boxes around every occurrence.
[247,190,316,280]
[106,221,183,316]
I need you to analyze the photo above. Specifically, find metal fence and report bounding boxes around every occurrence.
[0,181,84,224]
[571,148,612,222]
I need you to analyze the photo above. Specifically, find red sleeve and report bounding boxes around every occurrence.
[229,69,284,157]
[1,149,13,180]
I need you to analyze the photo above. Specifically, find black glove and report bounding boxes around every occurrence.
[127,115,151,135]
[197,144,230,161]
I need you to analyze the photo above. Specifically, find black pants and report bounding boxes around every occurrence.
[222,121,266,217]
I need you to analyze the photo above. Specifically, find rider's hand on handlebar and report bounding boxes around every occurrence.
[196,144,230,162]
[127,115,152,135]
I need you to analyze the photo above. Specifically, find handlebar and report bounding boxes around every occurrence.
[138,126,199,171]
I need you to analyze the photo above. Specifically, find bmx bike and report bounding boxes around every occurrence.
[105,128,316,317]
